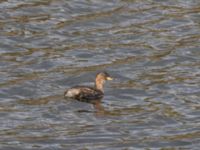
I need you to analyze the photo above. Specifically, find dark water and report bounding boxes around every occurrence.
[1,0,200,149]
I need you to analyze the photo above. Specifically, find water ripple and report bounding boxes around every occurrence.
[0,0,200,149]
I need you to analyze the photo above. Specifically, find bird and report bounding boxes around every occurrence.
[64,72,113,103]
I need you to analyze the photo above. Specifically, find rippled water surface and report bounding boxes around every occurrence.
[1,0,200,149]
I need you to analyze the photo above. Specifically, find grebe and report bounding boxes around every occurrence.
[64,72,113,102]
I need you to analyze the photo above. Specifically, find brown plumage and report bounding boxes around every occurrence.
[64,72,113,102]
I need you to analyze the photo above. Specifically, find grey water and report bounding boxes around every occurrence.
[0,0,200,149]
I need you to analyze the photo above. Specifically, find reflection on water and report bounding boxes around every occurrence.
[1,0,200,149]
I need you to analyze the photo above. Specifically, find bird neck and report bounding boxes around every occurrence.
[95,79,104,92]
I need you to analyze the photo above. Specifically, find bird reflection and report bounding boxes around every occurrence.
[74,98,106,116]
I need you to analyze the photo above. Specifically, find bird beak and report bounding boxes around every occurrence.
[106,77,113,80]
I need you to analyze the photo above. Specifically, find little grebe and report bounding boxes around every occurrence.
[64,72,113,102]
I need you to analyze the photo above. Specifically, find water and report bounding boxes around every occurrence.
[0,0,200,149]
